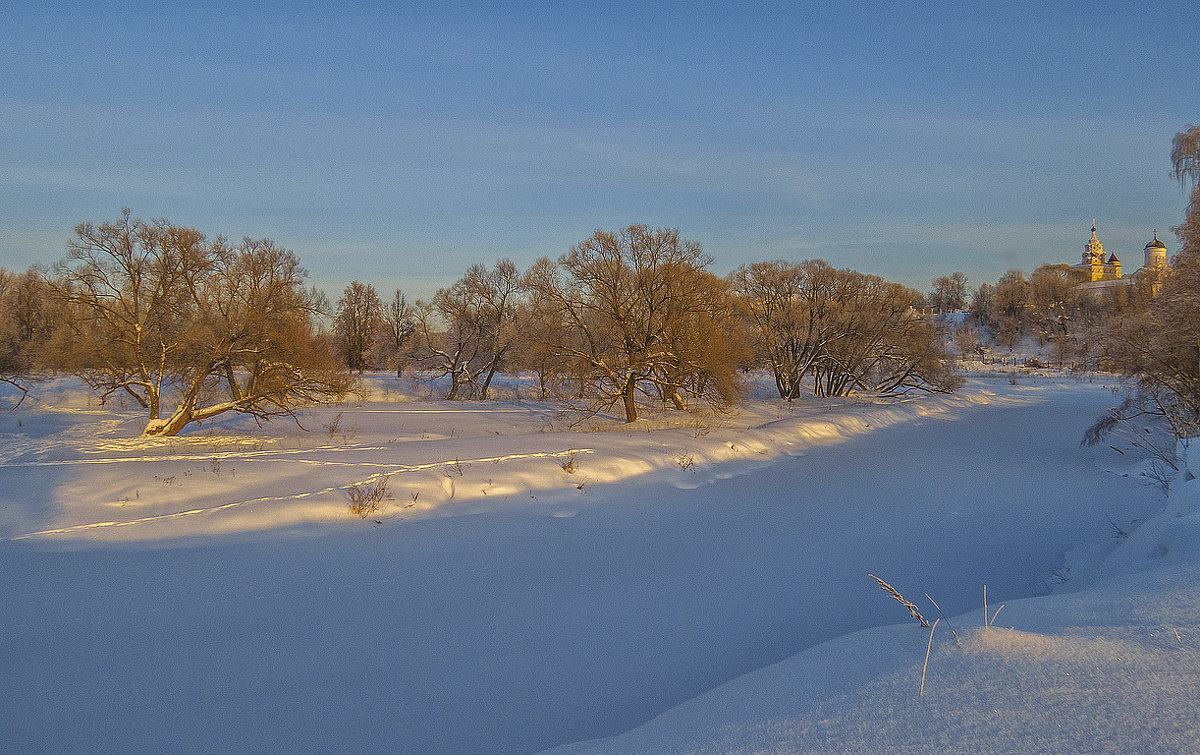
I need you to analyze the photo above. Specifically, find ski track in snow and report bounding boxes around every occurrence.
[5,448,595,540]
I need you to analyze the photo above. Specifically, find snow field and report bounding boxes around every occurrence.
[2,375,1035,543]
[0,373,1185,753]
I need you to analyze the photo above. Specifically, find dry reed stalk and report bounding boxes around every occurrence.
[920,618,940,696]
[921,592,960,643]
[868,574,929,628]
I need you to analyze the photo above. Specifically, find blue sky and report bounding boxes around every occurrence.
[2,1,1197,300]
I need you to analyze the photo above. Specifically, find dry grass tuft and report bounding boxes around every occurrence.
[347,476,390,519]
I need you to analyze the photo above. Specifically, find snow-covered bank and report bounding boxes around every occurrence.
[554,442,1200,754]
[1,375,1041,543]
[0,377,1175,753]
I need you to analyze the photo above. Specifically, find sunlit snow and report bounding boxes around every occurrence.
[1,372,1194,753]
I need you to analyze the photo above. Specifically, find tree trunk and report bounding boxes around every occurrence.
[142,406,193,436]
[142,368,210,436]
[622,374,638,423]
[480,362,498,400]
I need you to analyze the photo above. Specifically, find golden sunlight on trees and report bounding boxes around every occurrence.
[21,214,977,429]
[524,225,746,423]
[731,260,958,399]
[49,211,349,436]
[1098,126,1200,438]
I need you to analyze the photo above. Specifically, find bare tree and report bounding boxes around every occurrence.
[415,260,523,400]
[524,225,743,422]
[650,268,747,410]
[377,289,417,377]
[1172,124,1200,254]
[991,270,1030,350]
[928,272,968,313]
[734,260,956,398]
[334,281,383,373]
[510,286,570,400]
[0,269,27,403]
[50,211,349,436]
[953,325,981,360]
[730,260,821,400]
[1028,263,1088,368]
[0,267,54,404]
[808,268,958,396]
[968,282,995,328]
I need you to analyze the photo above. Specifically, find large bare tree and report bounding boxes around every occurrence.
[524,225,744,422]
[50,211,349,436]
[733,259,958,398]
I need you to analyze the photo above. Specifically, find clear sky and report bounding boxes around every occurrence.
[2,1,1197,301]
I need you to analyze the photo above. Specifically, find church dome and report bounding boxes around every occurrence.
[1145,235,1167,250]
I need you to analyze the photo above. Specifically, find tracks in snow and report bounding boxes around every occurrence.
[6,448,593,540]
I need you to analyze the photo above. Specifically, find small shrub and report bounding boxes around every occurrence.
[322,411,358,442]
[347,476,390,519]
[322,411,344,438]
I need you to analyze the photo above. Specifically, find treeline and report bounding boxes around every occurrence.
[330,225,960,422]
[9,123,1191,438]
[1,219,959,433]
[928,263,1160,370]
[934,125,1200,439]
